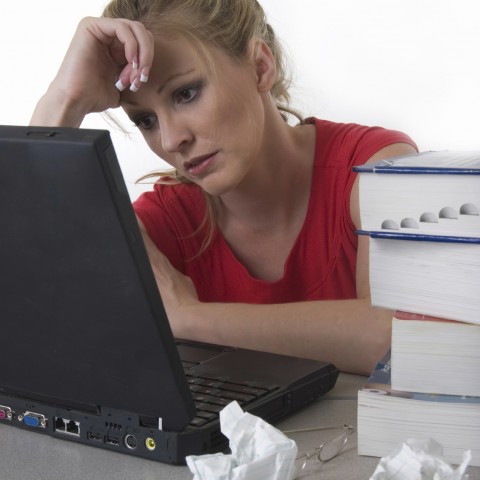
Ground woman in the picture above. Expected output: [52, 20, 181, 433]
[31, 0, 417, 374]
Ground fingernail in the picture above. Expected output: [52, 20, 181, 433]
[140, 71, 149, 83]
[132, 55, 138, 70]
[130, 81, 140, 92]
[115, 79, 127, 91]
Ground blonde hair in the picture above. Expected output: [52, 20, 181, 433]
[103, 0, 302, 254]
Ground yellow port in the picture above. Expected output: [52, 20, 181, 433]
[145, 437, 156, 451]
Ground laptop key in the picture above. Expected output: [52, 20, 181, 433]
[193, 394, 234, 407]
[195, 402, 224, 414]
[185, 376, 205, 385]
[200, 379, 224, 388]
[220, 391, 256, 403]
[218, 383, 268, 397]
[195, 411, 217, 421]
[192, 386, 223, 396]
[190, 417, 208, 427]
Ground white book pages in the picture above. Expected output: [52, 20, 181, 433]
[368, 238, 480, 324]
[358, 173, 480, 236]
[357, 389, 480, 466]
[391, 319, 480, 397]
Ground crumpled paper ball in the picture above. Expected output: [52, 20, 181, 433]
[186, 401, 298, 480]
[369, 438, 472, 480]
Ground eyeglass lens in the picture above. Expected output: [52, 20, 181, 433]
[318, 428, 349, 461]
[293, 427, 351, 478]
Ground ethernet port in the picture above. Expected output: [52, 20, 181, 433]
[67, 420, 80, 436]
[54, 417, 80, 437]
[54, 417, 66, 432]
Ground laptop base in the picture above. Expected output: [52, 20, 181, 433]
[0, 364, 337, 465]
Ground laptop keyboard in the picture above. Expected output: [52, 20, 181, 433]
[183, 366, 279, 427]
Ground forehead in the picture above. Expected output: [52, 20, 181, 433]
[150, 33, 243, 77]
[152, 35, 202, 74]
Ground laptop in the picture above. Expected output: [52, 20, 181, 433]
[0, 125, 339, 465]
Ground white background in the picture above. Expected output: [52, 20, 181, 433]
[1, 0, 479, 200]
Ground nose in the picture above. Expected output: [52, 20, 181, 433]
[159, 115, 193, 153]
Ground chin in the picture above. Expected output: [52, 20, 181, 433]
[195, 173, 240, 197]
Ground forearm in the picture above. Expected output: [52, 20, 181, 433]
[30, 17, 155, 128]
[138, 223, 391, 375]
[176, 298, 392, 375]
[30, 87, 87, 128]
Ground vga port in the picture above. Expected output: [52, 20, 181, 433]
[18, 411, 47, 428]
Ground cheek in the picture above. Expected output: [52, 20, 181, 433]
[201, 79, 253, 129]
[208, 95, 255, 142]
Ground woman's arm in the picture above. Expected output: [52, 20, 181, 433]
[30, 17, 154, 127]
[138, 142, 418, 375]
[140, 231, 389, 375]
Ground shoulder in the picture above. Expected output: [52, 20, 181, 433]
[133, 181, 206, 237]
[132, 181, 207, 272]
[134, 181, 204, 212]
[306, 117, 417, 168]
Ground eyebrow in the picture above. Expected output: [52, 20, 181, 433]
[122, 68, 196, 106]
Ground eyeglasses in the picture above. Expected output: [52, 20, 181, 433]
[283, 424, 355, 479]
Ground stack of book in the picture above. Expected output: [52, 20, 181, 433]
[353, 150, 480, 466]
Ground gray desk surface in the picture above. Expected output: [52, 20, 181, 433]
[0, 373, 478, 480]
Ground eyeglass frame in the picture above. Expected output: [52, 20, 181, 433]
[283, 423, 355, 477]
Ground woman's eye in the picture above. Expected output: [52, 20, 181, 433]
[133, 114, 157, 130]
[174, 83, 201, 104]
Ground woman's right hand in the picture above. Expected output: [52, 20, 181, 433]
[30, 16, 154, 127]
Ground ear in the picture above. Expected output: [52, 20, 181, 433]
[252, 39, 276, 93]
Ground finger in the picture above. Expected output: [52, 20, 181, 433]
[126, 23, 154, 91]
[105, 19, 154, 92]
[115, 63, 132, 91]
[85, 18, 153, 92]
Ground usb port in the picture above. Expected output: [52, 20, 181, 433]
[87, 431, 104, 442]
[106, 435, 120, 447]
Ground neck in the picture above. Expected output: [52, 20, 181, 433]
[217, 112, 316, 232]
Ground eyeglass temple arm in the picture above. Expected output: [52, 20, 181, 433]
[283, 423, 354, 435]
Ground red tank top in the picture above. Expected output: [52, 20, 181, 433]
[134, 118, 416, 303]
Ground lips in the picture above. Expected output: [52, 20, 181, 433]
[184, 152, 217, 176]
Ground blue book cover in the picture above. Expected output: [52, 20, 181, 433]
[356, 230, 480, 244]
[362, 349, 480, 405]
[353, 150, 480, 174]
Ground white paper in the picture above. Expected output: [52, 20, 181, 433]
[186, 401, 298, 480]
[369, 438, 472, 480]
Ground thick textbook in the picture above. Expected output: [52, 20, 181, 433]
[356, 230, 480, 324]
[391, 312, 480, 397]
[357, 350, 480, 466]
[353, 150, 480, 237]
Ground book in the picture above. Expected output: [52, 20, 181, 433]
[357, 349, 480, 466]
[391, 311, 480, 397]
[353, 150, 480, 237]
[356, 230, 480, 325]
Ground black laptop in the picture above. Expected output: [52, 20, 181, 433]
[0, 125, 339, 465]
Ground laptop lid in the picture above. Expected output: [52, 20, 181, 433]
[0, 125, 195, 431]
